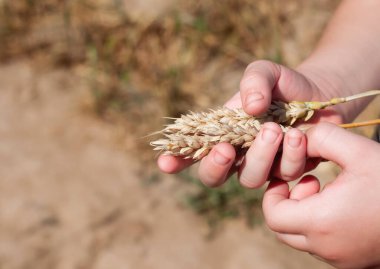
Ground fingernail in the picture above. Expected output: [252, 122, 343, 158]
[213, 150, 231, 165]
[245, 92, 264, 108]
[262, 128, 279, 144]
[288, 136, 301, 148]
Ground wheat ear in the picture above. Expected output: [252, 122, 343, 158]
[150, 90, 380, 160]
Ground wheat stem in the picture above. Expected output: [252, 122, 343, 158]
[339, 119, 380, 129]
[344, 90, 380, 102]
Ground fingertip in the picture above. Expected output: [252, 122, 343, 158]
[286, 127, 305, 142]
[157, 155, 193, 174]
[266, 179, 289, 196]
[261, 122, 284, 142]
[240, 60, 280, 115]
[263, 179, 290, 209]
[290, 175, 320, 200]
[242, 91, 270, 115]
[262, 122, 283, 133]
[285, 128, 305, 152]
[301, 174, 320, 186]
[157, 155, 178, 174]
[213, 142, 236, 162]
[198, 143, 236, 187]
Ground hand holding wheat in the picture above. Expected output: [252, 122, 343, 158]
[151, 89, 380, 188]
[153, 61, 380, 188]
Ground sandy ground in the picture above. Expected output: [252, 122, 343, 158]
[0, 61, 337, 269]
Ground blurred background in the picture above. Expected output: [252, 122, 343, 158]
[0, 0, 378, 268]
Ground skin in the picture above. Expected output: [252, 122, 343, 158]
[157, 0, 380, 267]
[159, 0, 380, 185]
[263, 122, 380, 269]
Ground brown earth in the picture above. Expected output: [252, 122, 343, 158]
[1, 1, 380, 268]
[0, 61, 337, 269]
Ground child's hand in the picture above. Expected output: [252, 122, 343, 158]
[263, 122, 380, 269]
[158, 60, 343, 187]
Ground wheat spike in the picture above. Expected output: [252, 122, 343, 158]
[150, 90, 380, 160]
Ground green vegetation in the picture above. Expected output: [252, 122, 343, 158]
[180, 171, 263, 236]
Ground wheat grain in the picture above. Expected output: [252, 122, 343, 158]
[150, 90, 380, 160]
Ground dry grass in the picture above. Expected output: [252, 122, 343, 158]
[0, 0, 342, 227]
[0, 0, 340, 154]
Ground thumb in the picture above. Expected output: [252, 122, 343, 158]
[240, 60, 280, 115]
[239, 60, 315, 115]
[306, 122, 379, 168]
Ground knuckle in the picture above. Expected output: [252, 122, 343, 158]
[239, 73, 262, 94]
[280, 170, 299, 182]
[284, 150, 304, 163]
[280, 159, 305, 181]
[200, 175, 221, 188]
[198, 163, 223, 188]
[309, 122, 338, 147]
[239, 174, 263, 189]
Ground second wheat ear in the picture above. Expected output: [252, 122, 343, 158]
[151, 90, 380, 160]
